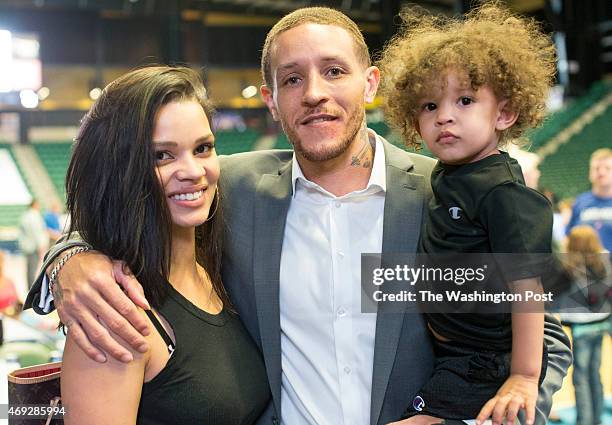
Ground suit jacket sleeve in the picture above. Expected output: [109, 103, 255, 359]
[534, 314, 572, 425]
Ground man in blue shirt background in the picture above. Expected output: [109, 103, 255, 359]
[567, 148, 612, 251]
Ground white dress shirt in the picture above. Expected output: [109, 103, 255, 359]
[279, 134, 386, 425]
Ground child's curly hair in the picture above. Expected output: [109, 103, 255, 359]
[377, 1, 557, 149]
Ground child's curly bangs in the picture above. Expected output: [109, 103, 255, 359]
[377, 2, 557, 149]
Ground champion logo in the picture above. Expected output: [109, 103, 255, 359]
[448, 206, 462, 220]
[413, 395, 425, 412]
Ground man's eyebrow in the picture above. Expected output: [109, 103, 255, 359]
[277, 62, 299, 73]
[320, 56, 346, 63]
[276, 57, 348, 73]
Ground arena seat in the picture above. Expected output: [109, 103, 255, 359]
[527, 81, 612, 150]
[0, 204, 29, 228]
[0, 144, 32, 228]
[367, 121, 390, 138]
[539, 102, 612, 199]
[214, 129, 259, 155]
[32, 142, 72, 199]
[275, 132, 292, 150]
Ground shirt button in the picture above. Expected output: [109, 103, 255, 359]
[337, 308, 346, 317]
[337, 251, 345, 258]
[344, 366, 351, 374]
[334, 201, 341, 208]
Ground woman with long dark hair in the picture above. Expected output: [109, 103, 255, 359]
[60, 66, 269, 424]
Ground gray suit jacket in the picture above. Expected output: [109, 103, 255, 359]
[25, 137, 571, 425]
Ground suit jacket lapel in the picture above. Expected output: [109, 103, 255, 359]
[253, 161, 293, 418]
[371, 141, 426, 425]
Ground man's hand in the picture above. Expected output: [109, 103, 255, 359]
[53, 251, 151, 363]
[476, 374, 539, 425]
[388, 415, 443, 425]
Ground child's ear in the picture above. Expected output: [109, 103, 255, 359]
[496, 100, 518, 131]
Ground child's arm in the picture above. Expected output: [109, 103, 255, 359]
[476, 277, 544, 425]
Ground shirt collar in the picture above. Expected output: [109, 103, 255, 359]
[291, 129, 387, 197]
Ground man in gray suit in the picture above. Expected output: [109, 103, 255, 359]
[26, 7, 570, 425]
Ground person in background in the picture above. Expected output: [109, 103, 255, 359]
[540, 190, 564, 249]
[567, 148, 612, 252]
[557, 198, 574, 236]
[43, 202, 63, 244]
[0, 250, 19, 345]
[0, 250, 6, 345]
[509, 146, 542, 191]
[567, 148, 612, 358]
[559, 225, 610, 425]
[17, 199, 48, 289]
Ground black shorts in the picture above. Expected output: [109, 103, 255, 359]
[403, 339, 548, 420]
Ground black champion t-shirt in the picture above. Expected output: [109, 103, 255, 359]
[419, 152, 553, 350]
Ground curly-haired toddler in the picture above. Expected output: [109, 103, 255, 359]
[378, 2, 557, 424]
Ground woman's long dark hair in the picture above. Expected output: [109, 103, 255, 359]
[66, 66, 229, 310]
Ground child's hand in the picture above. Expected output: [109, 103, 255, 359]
[476, 374, 539, 425]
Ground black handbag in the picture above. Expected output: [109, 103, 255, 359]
[7, 361, 63, 424]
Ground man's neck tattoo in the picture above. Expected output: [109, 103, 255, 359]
[350, 132, 373, 169]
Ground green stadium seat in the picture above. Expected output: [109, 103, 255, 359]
[367, 121, 390, 137]
[215, 129, 259, 155]
[32, 142, 73, 199]
[539, 103, 612, 199]
[527, 80, 612, 150]
[275, 132, 292, 150]
[0, 204, 29, 228]
[0, 144, 33, 228]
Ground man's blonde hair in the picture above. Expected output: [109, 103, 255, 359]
[261, 7, 370, 90]
[591, 148, 612, 163]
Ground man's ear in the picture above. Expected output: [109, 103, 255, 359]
[496, 100, 519, 131]
[261, 85, 280, 121]
[364, 66, 380, 104]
